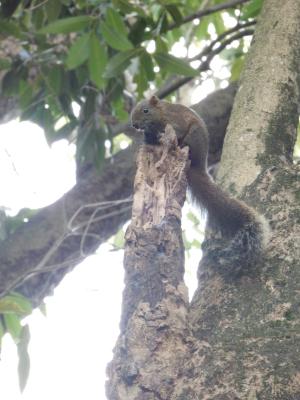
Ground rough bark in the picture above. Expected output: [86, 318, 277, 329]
[107, 126, 192, 399]
[188, 1, 300, 398]
[0, 84, 236, 305]
[108, 1, 300, 399]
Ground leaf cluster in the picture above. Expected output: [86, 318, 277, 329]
[0, 0, 262, 166]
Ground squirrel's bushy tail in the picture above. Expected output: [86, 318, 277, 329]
[217, 216, 268, 269]
[187, 168, 268, 271]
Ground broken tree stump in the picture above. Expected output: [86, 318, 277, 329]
[107, 124, 193, 400]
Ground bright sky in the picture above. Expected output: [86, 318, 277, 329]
[0, 121, 123, 399]
[0, 120, 201, 399]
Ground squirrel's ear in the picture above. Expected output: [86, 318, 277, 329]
[149, 95, 159, 106]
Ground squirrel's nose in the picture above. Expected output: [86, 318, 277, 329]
[132, 123, 139, 129]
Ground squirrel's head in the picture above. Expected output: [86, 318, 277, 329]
[131, 95, 165, 144]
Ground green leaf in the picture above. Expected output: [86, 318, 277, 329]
[182, 231, 192, 251]
[154, 53, 198, 77]
[106, 76, 125, 101]
[134, 68, 148, 98]
[187, 211, 200, 226]
[100, 21, 133, 51]
[211, 13, 225, 36]
[19, 79, 33, 109]
[241, 0, 263, 20]
[135, 53, 155, 97]
[66, 33, 90, 70]
[191, 239, 201, 248]
[77, 126, 106, 168]
[0, 293, 32, 315]
[112, 0, 146, 17]
[112, 228, 125, 249]
[3, 313, 22, 341]
[44, 65, 64, 95]
[153, 11, 168, 36]
[104, 48, 143, 78]
[88, 33, 107, 88]
[112, 97, 128, 121]
[44, 0, 62, 22]
[17, 325, 31, 392]
[195, 17, 210, 40]
[106, 8, 128, 38]
[32, 7, 45, 30]
[165, 5, 183, 25]
[0, 19, 22, 37]
[38, 16, 92, 34]
[155, 37, 168, 53]
[140, 52, 155, 81]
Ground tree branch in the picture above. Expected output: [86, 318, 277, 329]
[0, 84, 237, 306]
[156, 28, 253, 99]
[168, 0, 251, 30]
[188, 20, 256, 61]
[0, 146, 136, 303]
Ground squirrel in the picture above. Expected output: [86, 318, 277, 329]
[131, 95, 269, 273]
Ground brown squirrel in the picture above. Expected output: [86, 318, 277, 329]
[131, 95, 269, 272]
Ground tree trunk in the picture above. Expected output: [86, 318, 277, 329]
[107, 1, 300, 399]
[107, 125, 191, 399]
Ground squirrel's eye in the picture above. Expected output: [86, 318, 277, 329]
[143, 108, 149, 114]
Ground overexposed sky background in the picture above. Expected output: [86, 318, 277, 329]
[0, 122, 124, 400]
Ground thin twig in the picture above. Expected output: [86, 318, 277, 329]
[204, 28, 254, 64]
[5, 199, 133, 292]
[27, 0, 49, 11]
[188, 20, 256, 61]
[68, 197, 133, 231]
[168, 0, 251, 30]
[26, 254, 86, 277]
[156, 28, 253, 99]
[77, 205, 132, 241]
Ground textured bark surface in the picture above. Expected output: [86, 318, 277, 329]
[107, 126, 191, 399]
[108, 1, 300, 399]
[0, 84, 236, 305]
[218, 2, 300, 193]
[187, 1, 300, 399]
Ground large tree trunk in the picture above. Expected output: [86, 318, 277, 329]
[189, 0, 300, 397]
[107, 1, 300, 399]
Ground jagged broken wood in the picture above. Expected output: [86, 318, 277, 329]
[107, 125, 193, 399]
[130, 124, 189, 229]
